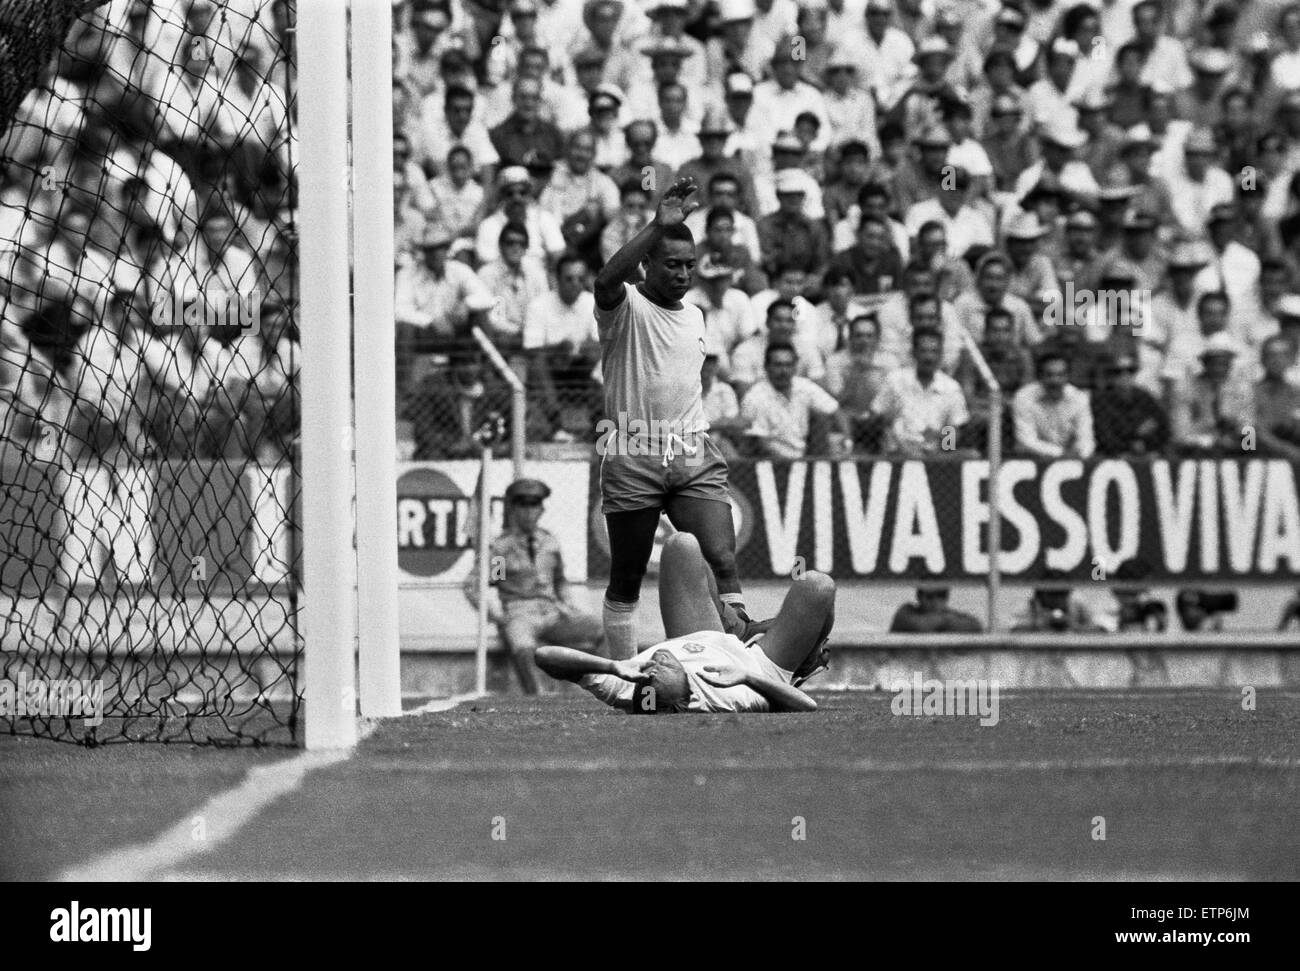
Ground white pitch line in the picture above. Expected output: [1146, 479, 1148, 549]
[349, 754, 1299, 774]
[57, 724, 376, 883]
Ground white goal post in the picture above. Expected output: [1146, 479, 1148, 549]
[298, 0, 403, 748]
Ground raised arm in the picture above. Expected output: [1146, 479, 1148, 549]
[593, 177, 699, 310]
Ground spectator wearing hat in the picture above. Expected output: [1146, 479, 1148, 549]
[719, 71, 765, 168]
[955, 251, 1040, 348]
[1091, 352, 1170, 457]
[706, 0, 768, 84]
[852, 0, 919, 109]
[1168, 127, 1235, 236]
[1101, 208, 1166, 297]
[1175, 47, 1235, 130]
[981, 91, 1036, 195]
[1025, 37, 1087, 131]
[402, 346, 512, 460]
[931, 3, 983, 93]
[477, 222, 551, 358]
[1074, 89, 1124, 177]
[475, 166, 566, 265]
[1058, 209, 1103, 295]
[1130, 0, 1193, 91]
[751, 43, 830, 150]
[754, 129, 826, 220]
[890, 586, 983, 633]
[888, 36, 963, 138]
[756, 168, 831, 281]
[1011, 346, 1096, 459]
[822, 55, 880, 156]
[1001, 211, 1060, 314]
[1196, 203, 1262, 341]
[676, 107, 760, 218]
[685, 253, 759, 374]
[416, 83, 499, 182]
[1253, 334, 1300, 460]
[1115, 124, 1178, 229]
[870, 327, 969, 457]
[1013, 121, 1099, 208]
[904, 165, 996, 262]
[739, 341, 853, 459]
[463, 477, 605, 695]
[893, 123, 955, 215]
[585, 83, 627, 171]
[625, 0, 707, 95]
[554, 46, 614, 131]
[608, 120, 674, 210]
[394, 224, 494, 379]
[429, 145, 485, 242]
[489, 76, 565, 169]
[1145, 239, 1211, 385]
[822, 313, 894, 451]
[623, 37, 701, 128]
[1169, 331, 1255, 455]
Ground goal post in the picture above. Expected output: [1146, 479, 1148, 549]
[298, 0, 358, 750]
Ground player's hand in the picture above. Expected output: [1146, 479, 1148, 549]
[612, 658, 652, 685]
[654, 177, 699, 227]
[699, 662, 749, 688]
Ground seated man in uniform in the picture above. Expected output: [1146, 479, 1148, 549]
[464, 477, 605, 693]
[536, 533, 834, 713]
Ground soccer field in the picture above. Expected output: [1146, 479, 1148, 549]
[3, 688, 1298, 881]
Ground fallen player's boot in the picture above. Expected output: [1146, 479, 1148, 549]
[792, 646, 831, 688]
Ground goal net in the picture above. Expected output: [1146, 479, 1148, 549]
[1, 0, 301, 745]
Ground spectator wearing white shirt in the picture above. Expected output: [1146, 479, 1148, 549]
[1131, 0, 1193, 93]
[740, 341, 852, 459]
[854, 0, 917, 109]
[1167, 128, 1236, 236]
[751, 45, 831, 150]
[477, 221, 551, 357]
[525, 253, 600, 439]
[821, 54, 880, 156]
[701, 352, 745, 458]
[476, 166, 567, 266]
[1012, 349, 1096, 460]
[539, 129, 620, 226]
[685, 254, 758, 374]
[685, 172, 763, 262]
[871, 328, 970, 456]
[429, 146, 485, 241]
[649, 81, 702, 170]
[418, 83, 499, 181]
[730, 298, 826, 398]
[904, 166, 996, 262]
[1195, 203, 1263, 347]
[706, 0, 771, 85]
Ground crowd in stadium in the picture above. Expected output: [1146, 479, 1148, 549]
[1, 0, 297, 466]
[392, 0, 1300, 464]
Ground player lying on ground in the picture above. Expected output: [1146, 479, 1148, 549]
[536, 533, 834, 713]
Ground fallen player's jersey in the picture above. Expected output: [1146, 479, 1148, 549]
[579, 629, 772, 713]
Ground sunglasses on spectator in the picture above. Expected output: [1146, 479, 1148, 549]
[501, 237, 528, 248]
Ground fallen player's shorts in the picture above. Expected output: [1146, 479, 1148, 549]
[598, 430, 732, 515]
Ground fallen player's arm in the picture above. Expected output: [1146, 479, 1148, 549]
[535, 646, 650, 685]
[700, 663, 818, 712]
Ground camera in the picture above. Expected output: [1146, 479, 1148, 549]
[1175, 589, 1239, 631]
[1118, 597, 1168, 633]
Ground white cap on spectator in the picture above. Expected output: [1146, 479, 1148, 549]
[1189, 47, 1232, 75]
[498, 165, 532, 187]
[774, 168, 812, 195]
[718, 0, 756, 21]
[1049, 37, 1080, 58]
[1275, 294, 1300, 319]
[1200, 332, 1241, 359]
[465, 291, 497, 312]
[1039, 121, 1086, 149]
[725, 72, 755, 95]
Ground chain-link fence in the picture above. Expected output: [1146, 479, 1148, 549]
[1, 0, 299, 744]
